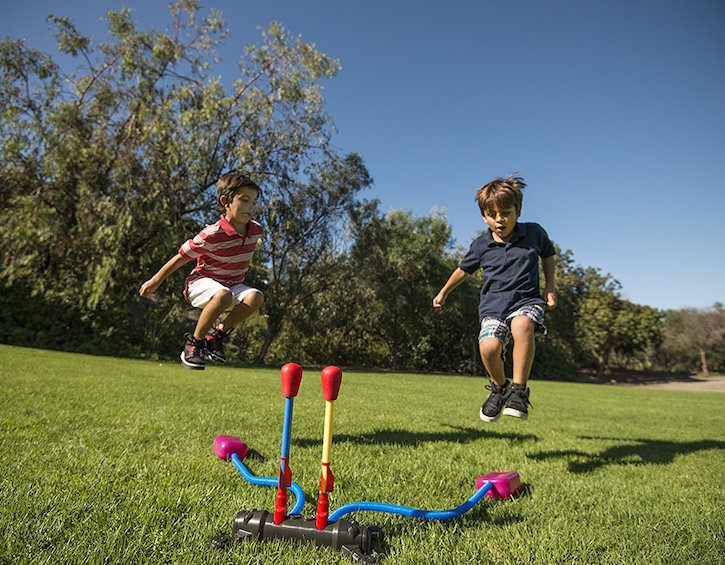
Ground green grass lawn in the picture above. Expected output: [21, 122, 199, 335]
[2, 344, 724, 564]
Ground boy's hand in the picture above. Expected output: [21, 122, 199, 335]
[432, 292, 446, 309]
[545, 288, 557, 310]
[139, 278, 160, 297]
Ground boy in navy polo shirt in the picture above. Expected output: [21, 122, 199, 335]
[433, 175, 556, 421]
[140, 173, 264, 370]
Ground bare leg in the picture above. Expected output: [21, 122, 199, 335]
[479, 338, 506, 386]
[193, 289, 233, 340]
[510, 316, 535, 386]
[218, 290, 264, 334]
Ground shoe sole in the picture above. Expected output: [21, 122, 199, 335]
[180, 351, 205, 370]
[479, 407, 502, 422]
[503, 407, 528, 420]
[204, 352, 226, 363]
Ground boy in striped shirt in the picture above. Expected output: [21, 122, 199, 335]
[140, 173, 264, 370]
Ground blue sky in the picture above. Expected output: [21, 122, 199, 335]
[3, 0, 724, 311]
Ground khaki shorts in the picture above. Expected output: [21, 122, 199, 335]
[186, 277, 261, 310]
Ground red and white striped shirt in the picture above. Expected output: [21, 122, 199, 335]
[179, 215, 263, 288]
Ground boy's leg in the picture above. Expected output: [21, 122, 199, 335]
[217, 290, 264, 333]
[183, 278, 234, 369]
[504, 314, 536, 419]
[479, 338, 506, 386]
[205, 289, 264, 363]
[180, 289, 233, 369]
[194, 289, 234, 339]
[478, 319, 512, 422]
[509, 315, 536, 386]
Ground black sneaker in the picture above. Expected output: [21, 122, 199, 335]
[503, 384, 532, 420]
[205, 329, 230, 363]
[180, 333, 206, 370]
[479, 380, 511, 422]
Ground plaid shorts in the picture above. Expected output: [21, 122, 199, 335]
[478, 304, 547, 344]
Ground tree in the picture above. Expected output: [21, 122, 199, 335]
[569, 263, 665, 376]
[255, 153, 371, 363]
[660, 305, 725, 377]
[572, 268, 622, 376]
[532, 247, 582, 377]
[606, 302, 663, 370]
[267, 203, 482, 373]
[0, 2, 370, 359]
[342, 205, 479, 372]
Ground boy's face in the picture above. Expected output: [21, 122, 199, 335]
[484, 205, 519, 242]
[222, 187, 259, 228]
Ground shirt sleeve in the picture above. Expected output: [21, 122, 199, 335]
[539, 225, 555, 258]
[179, 230, 208, 259]
[459, 237, 484, 274]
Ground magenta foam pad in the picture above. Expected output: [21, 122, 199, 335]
[213, 435, 248, 461]
[476, 471, 522, 499]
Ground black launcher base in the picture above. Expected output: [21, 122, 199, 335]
[211, 509, 382, 564]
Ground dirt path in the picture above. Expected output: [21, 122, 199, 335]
[625, 375, 725, 392]
[560, 372, 725, 392]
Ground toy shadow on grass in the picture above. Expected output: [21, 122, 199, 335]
[526, 436, 725, 474]
[244, 448, 267, 462]
[293, 425, 538, 449]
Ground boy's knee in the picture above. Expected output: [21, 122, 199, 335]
[245, 290, 264, 308]
[479, 338, 503, 361]
[212, 289, 234, 308]
[510, 316, 535, 338]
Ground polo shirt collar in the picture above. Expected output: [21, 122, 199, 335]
[219, 214, 242, 237]
[486, 222, 526, 247]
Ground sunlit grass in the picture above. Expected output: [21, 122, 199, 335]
[2, 344, 724, 564]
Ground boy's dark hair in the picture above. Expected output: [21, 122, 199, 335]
[216, 172, 261, 211]
[475, 174, 526, 216]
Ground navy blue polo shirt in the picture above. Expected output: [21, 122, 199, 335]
[460, 222, 555, 321]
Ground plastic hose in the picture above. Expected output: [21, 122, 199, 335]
[280, 397, 293, 461]
[230, 452, 306, 516]
[327, 480, 492, 523]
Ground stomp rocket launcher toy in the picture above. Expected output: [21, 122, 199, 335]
[316, 365, 341, 530]
[211, 363, 522, 563]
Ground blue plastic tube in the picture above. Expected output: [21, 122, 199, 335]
[278, 396, 293, 485]
[281, 397, 293, 460]
[230, 452, 306, 516]
[327, 480, 492, 523]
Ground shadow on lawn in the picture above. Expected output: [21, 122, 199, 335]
[527, 436, 725, 473]
[294, 425, 538, 449]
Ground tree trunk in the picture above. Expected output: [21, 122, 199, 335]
[596, 351, 608, 379]
[256, 330, 274, 365]
[699, 347, 710, 378]
[256, 307, 284, 365]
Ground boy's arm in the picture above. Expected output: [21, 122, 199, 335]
[433, 267, 469, 309]
[139, 253, 192, 297]
[542, 255, 556, 309]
